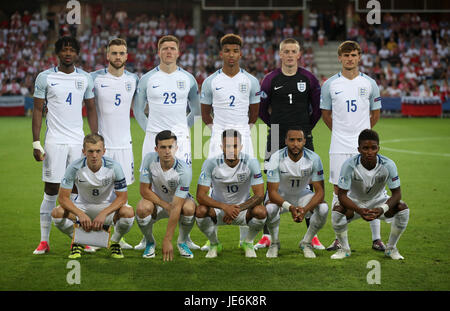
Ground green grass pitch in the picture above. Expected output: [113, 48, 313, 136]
[0, 116, 449, 291]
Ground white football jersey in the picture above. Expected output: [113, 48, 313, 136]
[60, 156, 127, 205]
[90, 69, 138, 149]
[198, 153, 263, 205]
[320, 72, 381, 153]
[34, 66, 95, 144]
[338, 154, 400, 202]
[200, 68, 260, 128]
[140, 152, 192, 203]
[266, 147, 324, 203]
[135, 66, 199, 134]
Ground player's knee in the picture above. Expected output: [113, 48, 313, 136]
[51, 206, 65, 218]
[182, 200, 196, 217]
[136, 200, 153, 218]
[44, 183, 59, 196]
[332, 203, 345, 214]
[397, 201, 408, 211]
[195, 205, 208, 218]
[119, 205, 135, 218]
[251, 205, 267, 220]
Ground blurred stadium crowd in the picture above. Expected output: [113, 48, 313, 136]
[0, 8, 448, 102]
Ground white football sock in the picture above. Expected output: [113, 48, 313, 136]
[245, 217, 266, 243]
[387, 209, 410, 249]
[196, 216, 219, 244]
[136, 214, 155, 243]
[239, 225, 249, 242]
[40, 193, 57, 242]
[370, 218, 381, 241]
[332, 210, 350, 250]
[178, 215, 194, 244]
[302, 203, 328, 244]
[111, 217, 134, 243]
[53, 217, 74, 238]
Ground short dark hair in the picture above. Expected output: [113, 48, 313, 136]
[222, 129, 241, 142]
[285, 126, 304, 138]
[358, 129, 379, 146]
[55, 36, 80, 54]
[220, 34, 242, 49]
[155, 130, 177, 146]
[158, 35, 179, 51]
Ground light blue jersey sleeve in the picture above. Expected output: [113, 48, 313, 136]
[248, 158, 264, 185]
[382, 156, 401, 189]
[367, 76, 382, 110]
[307, 149, 325, 182]
[174, 160, 192, 199]
[139, 152, 159, 184]
[79, 69, 95, 100]
[266, 150, 281, 183]
[246, 72, 261, 104]
[104, 157, 127, 192]
[133, 72, 151, 131]
[33, 70, 49, 99]
[197, 158, 215, 187]
[60, 158, 84, 189]
[319, 76, 334, 110]
[200, 74, 214, 106]
[337, 157, 357, 190]
[184, 70, 200, 127]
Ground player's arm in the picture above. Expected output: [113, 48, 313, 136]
[196, 184, 240, 219]
[258, 75, 272, 125]
[321, 109, 332, 131]
[297, 180, 325, 222]
[133, 78, 149, 132]
[187, 76, 201, 128]
[162, 195, 185, 261]
[248, 103, 260, 128]
[309, 75, 322, 129]
[239, 183, 264, 212]
[32, 97, 46, 161]
[337, 187, 374, 221]
[201, 104, 213, 129]
[267, 181, 300, 222]
[84, 97, 98, 134]
[58, 187, 92, 231]
[370, 109, 380, 128]
[139, 182, 172, 211]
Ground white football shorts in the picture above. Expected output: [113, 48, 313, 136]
[42, 143, 83, 183]
[329, 153, 358, 185]
[105, 147, 135, 186]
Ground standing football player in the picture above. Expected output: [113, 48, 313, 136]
[32, 36, 97, 255]
[320, 40, 385, 252]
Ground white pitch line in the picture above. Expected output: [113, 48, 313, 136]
[380, 137, 450, 157]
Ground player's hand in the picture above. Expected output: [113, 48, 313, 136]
[359, 208, 377, 221]
[224, 204, 240, 220]
[92, 212, 107, 231]
[33, 148, 45, 161]
[369, 207, 384, 219]
[162, 238, 174, 261]
[78, 213, 92, 232]
[295, 207, 307, 223]
[289, 205, 301, 223]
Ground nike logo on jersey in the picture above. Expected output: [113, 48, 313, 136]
[50, 83, 58, 86]
[101, 84, 108, 88]
[152, 85, 160, 88]
[78, 179, 86, 182]
[274, 86, 283, 90]
[280, 171, 288, 174]
[335, 91, 343, 94]
[215, 87, 223, 90]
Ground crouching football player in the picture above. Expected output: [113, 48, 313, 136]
[51, 134, 135, 259]
[264, 127, 328, 258]
[330, 129, 410, 260]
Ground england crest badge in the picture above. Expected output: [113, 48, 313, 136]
[297, 82, 306, 92]
[176, 80, 186, 90]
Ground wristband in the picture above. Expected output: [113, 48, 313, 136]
[282, 201, 291, 210]
[379, 203, 389, 214]
[32, 141, 45, 154]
